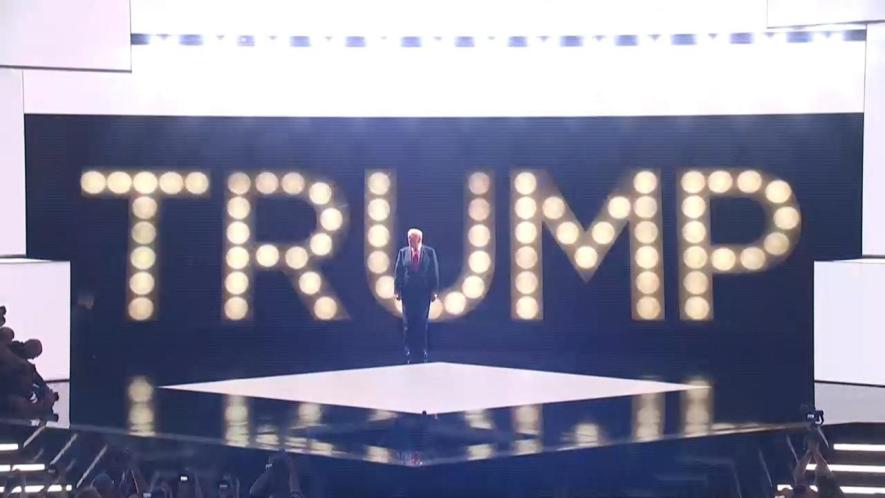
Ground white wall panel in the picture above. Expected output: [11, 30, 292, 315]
[0, 259, 70, 381]
[865, 23, 885, 255]
[132, 0, 768, 37]
[0, 0, 130, 71]
[0, 69, 25, 256]
[22, 40, 865, 117]
[815, 260, 885, 386]
[769, 0, 885, 27]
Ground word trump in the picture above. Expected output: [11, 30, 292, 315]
[80, 168, 800, 322]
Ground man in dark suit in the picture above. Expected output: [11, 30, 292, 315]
[394, 228, 439, 364]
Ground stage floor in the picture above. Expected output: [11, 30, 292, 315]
[165, 362, 701, 415]
[0, 361, 800, 466]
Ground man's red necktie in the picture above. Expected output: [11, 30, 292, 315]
[411, 249, 419, 268]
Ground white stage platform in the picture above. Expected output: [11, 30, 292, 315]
[166, 362, 700, 415]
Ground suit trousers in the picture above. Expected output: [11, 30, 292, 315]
[402, 293, 431, 363]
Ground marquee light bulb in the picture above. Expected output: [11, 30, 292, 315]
[314, 297, 338, 320]
[81, 171, 107, 194]
[255, 172, 279, 194]
[159, 172, 184, 194]
[309, 182, 333, 205]
[133, 172, 158, 194]
[737, 170, 762, 193]
[228, 172, 251, 195]
[681, 171, 706, 194]
[469, 198, 491, 221]
[514, 172, 537, 195]
[468, 172, 491, 195]
[633, 171, 657, 194]
[542, 196, 566, 220]
[282, 172, 306, 194]
[575, 246, 598, 269]
[185, 172, 209, 194]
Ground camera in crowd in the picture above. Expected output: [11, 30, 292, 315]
[802, 405, 825, 428]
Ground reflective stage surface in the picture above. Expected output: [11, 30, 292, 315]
[8, 362, 806, 467]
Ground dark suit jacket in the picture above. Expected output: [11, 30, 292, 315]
[394, 245, 439, 300]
